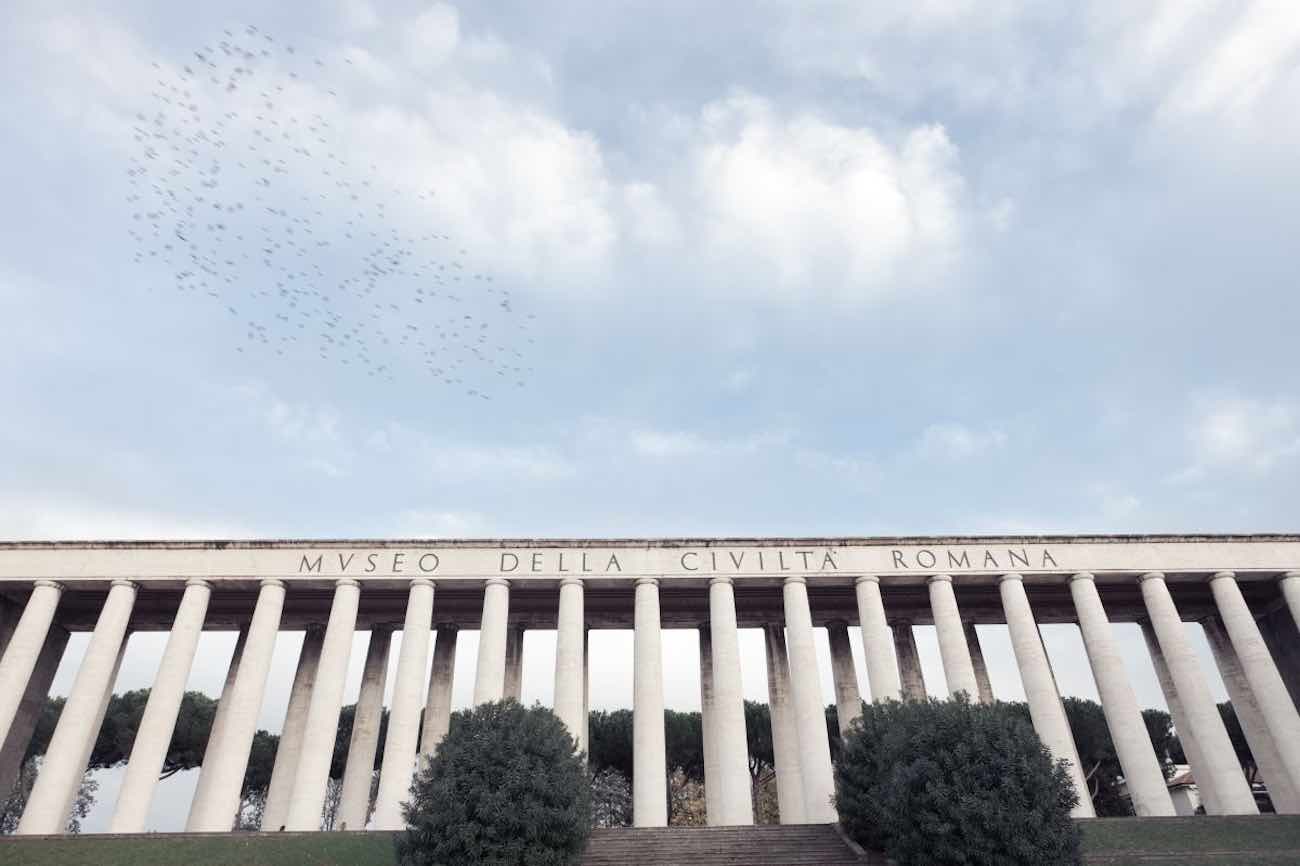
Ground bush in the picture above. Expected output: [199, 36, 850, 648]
[395, 701, 591, 866]
[834, 696, 1081, 866]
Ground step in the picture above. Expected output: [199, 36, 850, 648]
[580, 824, 878, 865]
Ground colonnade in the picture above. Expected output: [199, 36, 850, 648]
[1, 568, 1300, 833]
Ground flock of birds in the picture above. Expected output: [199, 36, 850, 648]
[126, 26, 534, 397]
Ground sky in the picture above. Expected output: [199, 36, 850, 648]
[3, 0, 1300, 832]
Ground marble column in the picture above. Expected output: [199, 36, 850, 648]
[1000, 573, 1094, 818]
[553, 578, 586, 751]
[1139, 572, 1257, 814]
[708, 577, 753, 826]
[420, 626, 458, 766]
[262, 625, 326, 831]
[632, 578, 667, 827]
[783, 577, 836, 823]
[929, 575, 979, 698]
[1141, 619, 1219, 814]
[187, 626, 248, 826]
[764, 623, 805, 824]
[827, 621, 862, 735]
[503, 624, 525, 702]
[0, 623, 68, 802]
[1209, 572, 1300, 799]
[1282, 572, 1300, 632]
[1203, 615, 1300, 813]
[285, 579, 360, 831]
[0, 580, 63, 752]
[854, 576, 900, 702]
[110, 579, 212, 832]
[373, 579, 435, 831]
[19, 580, 136, 835]
[473, 579, 510, 705]
[583, 628, 591, 761]
[1069, 573, 1175, 817]
[893, 622, 927, 699]
[698, 626, 721, 823]
[964, 623, 995, 704]
[338, 625, 393, 831]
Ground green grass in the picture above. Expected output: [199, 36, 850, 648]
[2, 816, 1298, 866]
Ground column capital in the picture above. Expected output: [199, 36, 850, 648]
[407, 577, 435, 589]
[110, 579, 139, 590]
[928, 573, 953, 585]
[1069, 572, 1095, 584]
[1137, 571, 1165, 584]
[635, 577, 659, 588]
[855, 575, 880, 586]
[484, 577, 511, 589]
[260, 578, 287, 589]
[184, 577, 212, 589]
[1281, 571, 1300, 582]
[1209, 571, 1236, 583]
[998, 572, 1024, 584]
[335, 578, 361, 589]
[783, 575, 807, 587]
[32, 579, 63, 591]
[708, 576, 733, 587]
[559, 576, 584, 588]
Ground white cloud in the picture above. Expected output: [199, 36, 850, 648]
[0, 497, 250, 540]
[402, 3, 461, 67]
[1171, 393, 1300, 482]
[915, 422, 1008, 461]
[687, 94, 965, 303]
[388, 508, 489, 536]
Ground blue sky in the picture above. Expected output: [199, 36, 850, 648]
[3, 0, 1299, 831]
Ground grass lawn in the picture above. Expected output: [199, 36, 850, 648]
[2, 816, 1298, 865]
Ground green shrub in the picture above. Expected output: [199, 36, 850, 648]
[395, 701, 591, 866]
[834, 696, 1081, 866]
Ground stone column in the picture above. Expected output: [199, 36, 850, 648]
[783, 576, 836, 823]
[187, 626, 248, 825]
[262, 625, 326, 831]
[420, 626, 458, 766]
[553, 579, 586, 750]
[18, 580, 136, 835]
[1000, 573, 1094, 818]
[632, 578, 667, 827]
[583, 628, 591, 759]
[964, 623, 995, 704]
[826, 621, 862, 735]
[698, 626, 721, 823]
[0, 623, 68, 802]
[338, 625, 393, 830]
[1282, 572, 1300, 632]
[1070, 574, 1175, 817]
[473, 579, 510, 705]
[503, 624, 525, 702]
[854, 577, 900, 702]
[373, 579, 435, 831]
[1203, 616, 1300, 813]
[110, 579, 212, 832]
[1209, 571, 1300, 799]
[893, 622, 926, 699]
[1141, 619, 1219, 813]
[764, 623, 805, 824]
[708, 577, 754, 826]
[285, 578, 361, 830]
[0, 580, 63, 751]
[929, 575, 979, 698]
[1139, 572, 1257, 814]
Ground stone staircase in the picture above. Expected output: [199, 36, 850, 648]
[580, 823, 879, 865]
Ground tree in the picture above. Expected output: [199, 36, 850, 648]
[1141, 708, 1178, 776]
[1061, 697, 1128, 817]
[589, 768, 632, 828]
[835, 696, 1081, 866]
[396, 701, 591, 866]
[0, 757, 97, 835]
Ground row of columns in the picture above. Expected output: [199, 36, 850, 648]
[2, 570, 1300, 832]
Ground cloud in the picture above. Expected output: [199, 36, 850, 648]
[0, 497, 250, 540]
[914, 422, 1008, 461]
[1171, 393, 1300, 482]
[686, 94, 966, 303]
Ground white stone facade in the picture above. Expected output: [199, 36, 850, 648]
[0, 534, 1298, 832]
